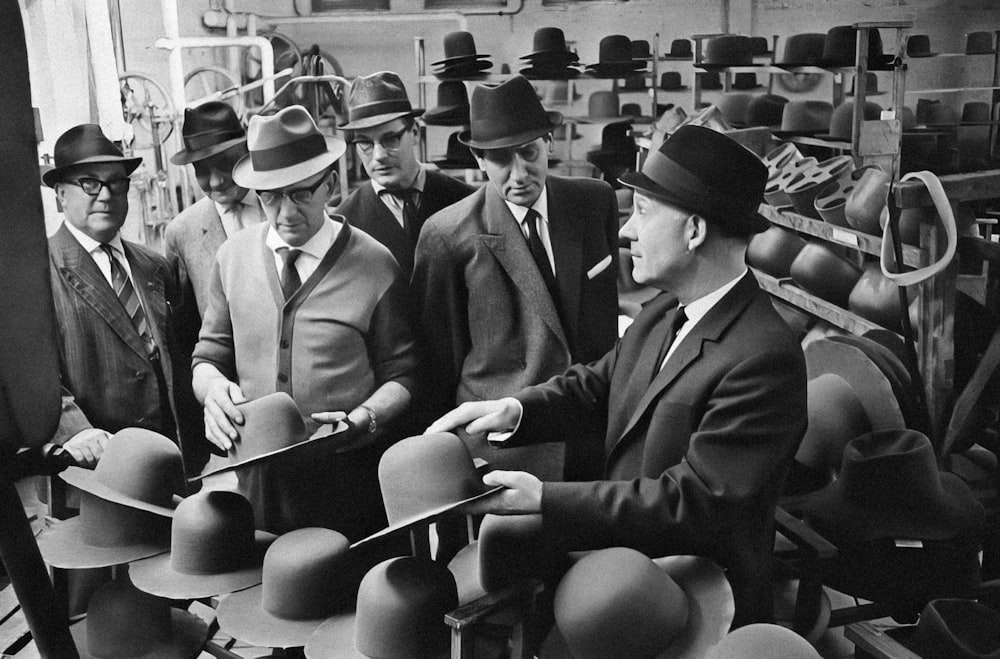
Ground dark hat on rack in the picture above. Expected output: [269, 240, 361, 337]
[587, 90, 623, 120]
[731, 72, 762, 90]
[746, 93, 789, 128]
[422, 80, 471, 126]
[821, 25, 893, 69]
[747, 224, 807, 279]
[750, 36, 771, 56]
[715, 92, 755, 127]
[698, 71, 724, 91]
[790, 241, 863, 307]
[587, 120, 637, 166]
[846, 71, 886, 97]
[777, 100, 834, 136]
[519, 27, 581, 79]
[622, 73, 648, 91]
[824, 100, 883, 141]
[431, 131, 479, 169]
[777, 32, 826, 68]
[43, 123, 142, 187]
[700, 35, 754, 68]
[916, 98, 960, 126]
[658, 71, 687, 91]
[663, 38, 693, 59]
[906, 34, 939, 58]
[171, 101, 247, 165]
[431, 31, 493, 80]
[585, 34, 645, 78]
[965, 31, 995, 55]
[630, 39, 652, 60]
[458, 75, 563, 150]
[961, 101, 992, 124]
[338, 71, 424, 130]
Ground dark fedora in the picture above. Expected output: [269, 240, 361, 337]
[846, 71, 885, 96]
[777, 33, 826, 68]
[619, 125, 770, 236]
[431, 131, 479, 170]
[746, 94, 789, 128]
[431, 31, 491, 66]
[170, 102, 247, 165]
[731, 71, 762, 90]
[749, 36, 771, 56]
[698, 71, 724, 91]
[458, 75, 562, 150]
[700, 35, 754, 69]
[622, 73, 648, 91]
[42, 123, 141, 187]
[821, 25, 893, 69]
[520, 27, 579, 64]
[966, 30, 995, 55]
[907, 34, 939, 58]
[422, 81, 470, 126]
[587, 121, 637, 173]
[586, 34, 645, 78]
[662, 38, 693, 60]
[338, 71, 423, 130]
[887, 599, 1000, 658]
[631, 39, 652, 60]
[658, 71, 687, 91]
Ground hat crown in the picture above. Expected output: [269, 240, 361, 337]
[442, 30, 480, 58]
[261, 528, 350, 620]
[831, 100, 882, 140]
[669, 39, 692, 56]
[180, 102, 245, 152]
[704, 35, 753, 66]
[44, 123, 142, 186]
[463, 75, 562, 148]
[966, 30, 995, 54]
[478, 514, 545, 592]
[92, 429, 185, 510]
[597, 34, 633, 62]
[780, 33, 826, 65]
[839, 429, 944, 501]
[79, 492, 172, 548]
[823, 25, 884, 65]
[247, 106, 321, 152]
[781, 100, 834, 133]
[588, 90, 620, 118]
[746, 94, 789, 128]
[170, 490, 256, 575]
[531, 27, 569, 53]
[88, 579, 174, 655]
[907, 34, 933, 55]
[344, 71, 415, 125]
[229, 392, 307, 462]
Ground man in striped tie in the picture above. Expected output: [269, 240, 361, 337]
[45, 124, 203, 476]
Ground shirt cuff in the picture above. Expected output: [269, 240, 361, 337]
[486, 398, 524, 446]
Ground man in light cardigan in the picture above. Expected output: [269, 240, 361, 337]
[192, 105, 417, 538]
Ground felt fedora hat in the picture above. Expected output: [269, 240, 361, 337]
[130, 490, 277, 600]
[422, 80, 470, 126]
[821, 25, 892, 69]
[338, 71, 424, 130]
[907, 34, 939, 58]
[887, 599, 1000, 658]
[631, 39, 652, 60]
[966, 30, 995, 55]
[701, 35, 754, 69]
[431, 131, 479, 169]
[705, 623, 821, 658]
[747, 225, 807, 279]
[789, 242, 863, 307]
[663, 38, 693, 59]
[917, 98, 960, 126]
[800, 429, 984, 544]
[431, 31, 491, 66]
[170, 102, 247, 165]
[658, 71, 687, 91]
[746, 94, 789, 128]
[42, 123, 142, 187]
[304, 555, 458, 658]
[846, 71, 885, 96]
[352, 432, 502, 549]
[777, 33, 826, 67]
[585, 34, 644, 77]
[520, 27, 580, 64]
[458, 75, 562, 150]
[778, 100, 833, 136]
[216, 527, 355, 648]
[715, 93, 755, 127]
[232, 105, 346, 191]
[824, 100, 883, 141]
[620, 124, 770, 236]
[69, 576, 209, 659]
[545, 548, 734, 659]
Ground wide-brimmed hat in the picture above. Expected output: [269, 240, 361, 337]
[663, 39, 693, 60]
[800, 429, 984, 544]
[907, 34, 939, 58]
[216, 527, 355, 648]
[42, 123, 142, 187]
[129, 490, 277, 600]
[353, 433, 502, 549]
[232, 105, 346, 190]
[304, 555, 458, 658]
[338, 71, 424, 130]
[520, 27, 580, 65]
[619, 124, 770, 236]
[191, 392, 350, 481]
[821, 25, 893, 69]
[431, 131, 479, 169]
[706, 623, 821, 658]
[887, 599, 1000, 658]
[746, 94, 789, 128]
[431, 31, 491, 66]
[585, 35, 645, 77]
[777, 100, 833, 136]
[699, 35, 754, 69]
[777, 33, 826, 68]
[422, 81, 471, 126]
[69, 576, 209, 659]
[458, 75, 562, 150]
[170, 102, 247, 165]
[545, 548, 734, 659]
[966, 31, 995, 55]
[545, 80, 583, 104]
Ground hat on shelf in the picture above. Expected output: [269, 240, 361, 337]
[813, 164, 881, 228]
[458, 75, 563, 150]
[906, 34, 939, 58]
[588, 121, 638, 175]
[338, 71, 424, 131]
[519, 29, 582, 79]
[171, 101, 247, 165]
[715, 92, 755, 127]
[846, 71, 886, 96]
[422, 81, 471, 126]
[749, 36, 772, 56]
[630, 39, 652, 60]
[699, 35, 754, 69]
[622, 73, 648, 91]
[746, 94, 789, 128]
[821, 25, 893, 69]
[822, 100, 884, 141]
[965, 30, 995, 55]
[777, 32, 826, 68]
[886, 599, 1000, 658]
[916, 98, 961, 126]
[706, 623, 822, 659]
[42, 123, 142, 187]
[431, 131, 479, 169]
[789, 241, 863, 307]
[776, 100, 834, 136]
[585, 34, 646, 78]
[620, 103, 654, 123]
[586, 90, 624, 120]
[961, 101, 992, 124]
[698, 70, 724, 91]
[662, 38, 693, 60]
[431, 31, 493, 80]
[731, 71, 762, 90]
[545, 79, 583, 104]
[658, 71, 687, 91]
[747, 225, 807, 280]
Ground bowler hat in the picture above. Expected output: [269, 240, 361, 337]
[700, 35, 754, 68]
[422, 81, 471, 126]
[620, 125, 770, 236]
[916, 98, 960, 126]
[232, 105, 346, 190]
[170, 102, 247, 165]
[846, 71, 886, 96]
[887, 599, 1000, 658]
[907, 34, 939, 58]
[790, 241, 863, 307]
[746, 94, 789, 128]
[706, 623, 822, 658]
[821, 25, 893, 69]
[130, 490, 277, 600]
[658, 71, 687, 91]
[339, 71, 424, 130]
[777, 33, 826, 68]
[42, 123, 142, 187]
[216, 527, 355, 648]
[631, 39, 652, 60]
[521, 27, 579, 64]
[431, 31, 491, 66]
[749, 36, 771, 56]
[304, 556, 458, 658]
[547, 549, 734, 659]
[663, 38, 693, 60]
[585, 35, 645, 77]
[586, 90, 624, 121]
[966, 30, 995, 55]
[731, 72, 762, 90]
[458, 75, 562, 150]
[698, 71, 724, 91]
[69, 576, 209, 659]
[431, 131, 478, 169]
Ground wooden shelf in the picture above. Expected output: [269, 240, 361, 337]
[894, 169, 1000, 208]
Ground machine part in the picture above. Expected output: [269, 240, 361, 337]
[119, 71, 176, 148]
[185, 65, 241, 114]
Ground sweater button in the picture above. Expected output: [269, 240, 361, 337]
[277, 373, 288, 383]
[280, 340, 289, 349]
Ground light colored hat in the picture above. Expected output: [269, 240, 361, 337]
[232, 105, 346, 190]
[705, 623, 821, 658]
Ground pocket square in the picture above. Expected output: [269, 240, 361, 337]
[587, 255, 613, 280]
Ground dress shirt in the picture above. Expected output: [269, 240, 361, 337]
[215, 190, 265, 238]
[660, 269, 749, 368]
[505, 188, 555, 274]
[371, 166, 427, 230]
[62, 221, 137, 290]
[264, 214, 340, 285]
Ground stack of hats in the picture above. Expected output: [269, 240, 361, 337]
[586, 34, 647, 78]
[431, 31, 492, 80]
[432, 132, 479, 169]
[423, 81, 470, 126]
[587, 120, 638, 182]
[519, 27, 581, 79]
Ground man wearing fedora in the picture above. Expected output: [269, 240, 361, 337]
[192, 105, 418, 537]
[336, 71, 472, 279]
[413, 74, 620, 484]
[45, 123, 203, 474]
[430, 125, 808, 627]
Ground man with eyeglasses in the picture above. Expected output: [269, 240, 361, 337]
[45, 124, 202, 471]
[335, 71, 472, 278]
[192, 106, 418, 537]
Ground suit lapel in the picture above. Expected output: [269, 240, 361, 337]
[123, 243, 167, 351]
[200, 205, 227, 261]
[479, 187, 568, 350]
[546, 178, 583, 346]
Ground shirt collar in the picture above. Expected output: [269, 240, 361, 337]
[370, 165, 426, 196]
[213, 189, 255, 216]
[681, 269, 748, 326]
[63, 220, 124, 255]
[265, 213, 338, 261]
[504, 185, 549, 225]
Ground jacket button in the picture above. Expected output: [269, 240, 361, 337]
[280, 340, 289, 349]
[277, 373, 288, 383]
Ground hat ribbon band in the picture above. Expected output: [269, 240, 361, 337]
[184, 129, 245, 152]
[640, 149, 709, 200]
[349, 99, 414, 121]
[250, 134, 327, 172]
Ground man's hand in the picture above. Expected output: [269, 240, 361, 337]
[202, 378, 247, 451]
[426, 397, 522, 437]
[61, 428, 111, 468]
[309, 410, 378, 454]
[460, 470, 542, 515]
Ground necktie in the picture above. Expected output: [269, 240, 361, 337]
[656, 306, 688, 374]
[523, 209, 560, 307]
[100, 244, 157, 359]
[278, 248, 302, 301]
[380, 189, 419, 238]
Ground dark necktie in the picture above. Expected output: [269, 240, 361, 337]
[381, 189, 419, 239]
[655, 306, 688, 375]
[100, 243, 157, 359]
[278, 247, 302, 301]
[523, 209, 560, 307]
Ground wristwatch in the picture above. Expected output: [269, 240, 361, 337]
[358, 405, 377, 434]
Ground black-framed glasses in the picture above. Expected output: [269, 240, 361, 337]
[352, 126, 411, 155]
[257, 174, 328, 206]
[70, 177, 131, 196]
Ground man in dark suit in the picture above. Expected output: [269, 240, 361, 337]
[429, 126, 808, 627]
[336, 71, 472, 278]
[413, 75, 620, 482]
[45, 124, 203, 475]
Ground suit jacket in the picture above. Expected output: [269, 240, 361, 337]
[510, 274, 808, 626]
[164, 196, 229, 320]
[335, 169, 473, 278]
[48, 224, 206, 476]
[413, 175, 619, 479]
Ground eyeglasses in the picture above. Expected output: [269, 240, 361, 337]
[69, 177, 131, 196]
[257, 174, 328, 206]
[352, 126, 411, 155]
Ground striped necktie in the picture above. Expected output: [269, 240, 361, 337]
[100, 243, 157, 359]
[278, 247, 302, 301]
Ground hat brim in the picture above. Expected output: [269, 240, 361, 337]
[170, 135, 248, 165]
[804, 339, 905, 430]
[423, 106, 470, 123]
[432, 157, 479, 170]
[431, 53, 492, 67]
[36, 515, 169, 569]
[826, 334, 920, 431]
[585, 64, 647, 78]
[231, 136, 346, 191]
[661, 54, 694, 61]
[520, 68, 581, 80]
[70, 606, 209, 659]
[190, 421, 352, 482]
[60, 467, 180, 517]
[128, 530, 277, 600]
[338, 109, 425, 131]
[457, 111, 563, 150]
[42, 155, 143, 187]
[520, 50, 580, 62]
[216, 584, 350, 649]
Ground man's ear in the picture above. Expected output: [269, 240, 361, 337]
[471, 150, 487, 172]
[687, 214, 709, 251]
